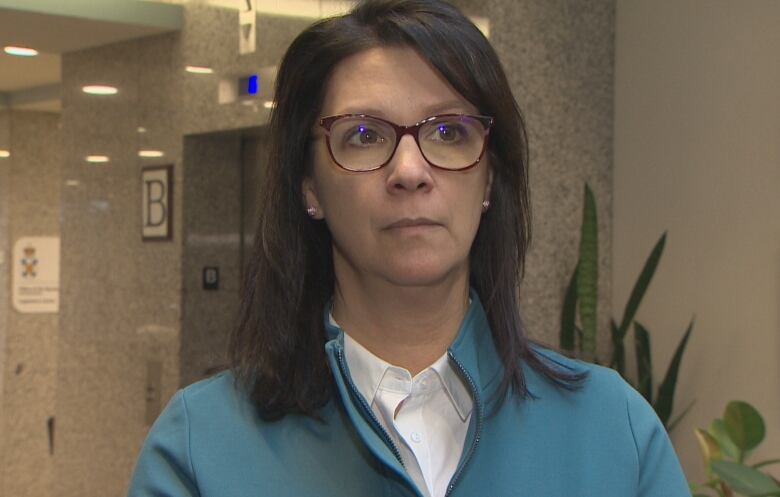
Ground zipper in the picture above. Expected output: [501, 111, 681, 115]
[444, 350, 483, 497]
[336, 347, 406, 468]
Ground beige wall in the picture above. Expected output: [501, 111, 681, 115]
[613, 0, 780, 482]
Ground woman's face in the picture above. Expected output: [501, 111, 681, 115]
[303, 46, 492, 289]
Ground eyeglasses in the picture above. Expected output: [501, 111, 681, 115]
[318, 113, 494, 172]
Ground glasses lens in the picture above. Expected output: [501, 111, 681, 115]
[328, 116, 395, 171]
[419, 116, 487, 169]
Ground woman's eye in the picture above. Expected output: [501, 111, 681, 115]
[428, 122, 467, 143]
[345, 125, 386, 146]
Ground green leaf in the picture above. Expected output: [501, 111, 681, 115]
[711, 418, 741, 461]
[617, 232, 667, 337]
[577, 184, 598, 362]
[725, 401, 766, 454]
[634, 321, 653, 403]
[711, 460, 780, 496]
[560, 265, 578, 353]
[696, 428, 723, 475]
[654, 319, 694, 426]
[609, 319, 626, 375]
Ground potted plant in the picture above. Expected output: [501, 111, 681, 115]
[692, 400, 780, 497]
[560, 184, 694, 430]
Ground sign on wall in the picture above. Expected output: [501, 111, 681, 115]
[12, 237, 60, 313]
[239, 0, 257, 54]
[142, 165, 173, 241]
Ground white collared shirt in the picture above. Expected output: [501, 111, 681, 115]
[342, 331, 473, 497]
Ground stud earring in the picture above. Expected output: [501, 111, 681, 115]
[306, 206, 317, 218]
[482, 200, 490, 212]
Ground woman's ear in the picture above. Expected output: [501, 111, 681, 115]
[302, 176, 325, 219]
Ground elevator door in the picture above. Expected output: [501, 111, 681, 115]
[180, 128, 269, 387]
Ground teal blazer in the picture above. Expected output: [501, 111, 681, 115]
[128, 293, 690, 496]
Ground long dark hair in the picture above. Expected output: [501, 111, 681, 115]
[229, 0, 584, 420]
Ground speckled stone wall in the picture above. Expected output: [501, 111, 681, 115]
[0, 111, 61, 497]
[456, 0, 615, 354]
[177, 6, 311, 387]
[56, 34, 183, 497]
[0, 110, 10, 497]
[179, 5, 310, 135]
[180, 133, 242, 386]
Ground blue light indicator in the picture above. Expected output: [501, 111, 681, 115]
[247, 74, 259, 95]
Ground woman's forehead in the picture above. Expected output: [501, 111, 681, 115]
[320, 46, 477, 120]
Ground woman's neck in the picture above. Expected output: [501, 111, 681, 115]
[331, 271, 470, 376]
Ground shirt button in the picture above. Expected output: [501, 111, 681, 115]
[410, 432, 422, 443]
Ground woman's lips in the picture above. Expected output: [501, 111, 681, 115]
[384, 217, 441, 230]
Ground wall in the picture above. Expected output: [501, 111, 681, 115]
[180, 133, 242, 386]
[0, 110, 8, 496]
[56, 33, 184, 497]
[455, 0, 616, 352]
[613, 0, 780, 482]
[0, 111, 61, 497]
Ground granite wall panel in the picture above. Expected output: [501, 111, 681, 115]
[180, 5, 310, 135]
[455, 0, 615, 354]
[1, 111, 61, 497]
[0, 111, 9, 496]
[180, 133, 242, 386]
[56, 33, 182, 497]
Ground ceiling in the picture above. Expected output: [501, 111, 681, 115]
[0, 0, 183, 112]
[0, 0, 484, 113]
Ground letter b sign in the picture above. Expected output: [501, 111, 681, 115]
[142, 166, 172, 240]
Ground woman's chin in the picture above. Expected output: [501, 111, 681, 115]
[378, 258, 466, 288]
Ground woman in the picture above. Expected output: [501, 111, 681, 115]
[128, 1, 690, 496]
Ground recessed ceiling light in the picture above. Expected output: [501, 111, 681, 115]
[186, 65, 214, 74]
[137, 126, 147, 133]
[138, 150, 164, 158]
[65, 180, 80, 187]
[0, 150, 10, 158]
[82, 85, 118, 96]
[4, 46, 38, 57]
[86, 155, 110, 163]
[263, 100, 275, 109]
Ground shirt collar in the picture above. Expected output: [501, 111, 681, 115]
[331, 313, 473, 421]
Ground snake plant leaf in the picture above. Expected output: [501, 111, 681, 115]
[577, 184, 598, 362]
[711, 418, 741, 461]
[617, 232, 667, 338]
[696, 428, 723, 476]
[667, 399, 696, 433]
[654, 318, 694, 426]
[609, 319, 626, 375]
[560, 265, 578, 353]
[634, 321, 653, 403]
[711, 460, 780, 496]
[725, 401, 766, 454]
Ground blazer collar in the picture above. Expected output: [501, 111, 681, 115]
[323, 288, 503, 399]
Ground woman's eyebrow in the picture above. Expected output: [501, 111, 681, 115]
[422, 100, 474, 115]
[331, 100, 473, 119]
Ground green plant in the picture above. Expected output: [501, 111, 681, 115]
[691, 400, 780, 497]
[560, 183, 694, 430]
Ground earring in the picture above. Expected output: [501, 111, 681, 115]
[482, 200, 490, 212]
[306, 206, 317, 218]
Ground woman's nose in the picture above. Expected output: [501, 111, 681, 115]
[385, 135, 434, 194]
